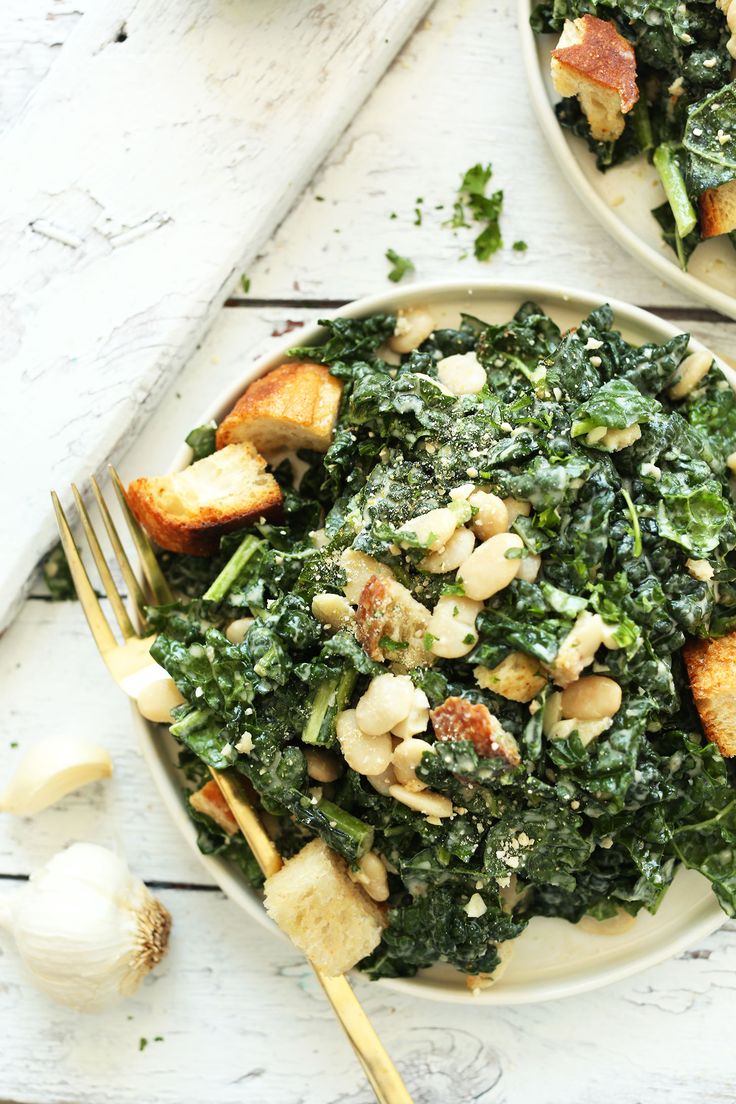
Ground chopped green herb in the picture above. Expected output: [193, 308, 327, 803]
[385, 248, 415, 283]
[139, 1038, 148, 1052]
[240, 275, 251, 294]
[513, 240, 528, 252]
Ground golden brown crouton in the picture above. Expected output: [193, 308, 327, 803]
[700, 179, 736, 240]
[216, 361, 343, 454]
[431, 696, 521, 767]
[551, 15, 638, 141]
[474, 653, 547, 703]
[126, 442, 282, 556]
[189, 780, 239, 835]
[263, 838, 385, 976]
[684, 633, 736, 757]
[355, 574, 434, 669]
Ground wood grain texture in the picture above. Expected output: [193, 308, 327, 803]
[0, 0, 432, 630]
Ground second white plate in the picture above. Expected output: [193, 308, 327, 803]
[518, 0, 736, 321]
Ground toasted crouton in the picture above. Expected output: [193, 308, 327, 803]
[684, 633, 736, 757]
[551, 15, 638, 141]
[475, 653, 547, 703]
[700, 178, 736, 240]
[431, 697, 521, 767]
[216, 361, 343, 454]
[263, 838, 385, 976]
[189, 780, 239, 835]
[355, 574, 434, 668]
[126, 442, 282, 556]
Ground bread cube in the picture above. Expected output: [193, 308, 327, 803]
[126, 441, 282, 556]
[684, 632, 736, 757]
[263, 838, 385, 976]
[551, 15, 638, 141]
[700, 179, 736, 240]
[216, 361, 343, 454]
[189, 780, 239, 835]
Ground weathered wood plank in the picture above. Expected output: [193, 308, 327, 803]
[0, 884, 733, 1103]
[0, 0, 432, 629]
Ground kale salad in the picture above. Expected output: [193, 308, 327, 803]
[148, 302, 736, 983]
[531, 0, 736, 269]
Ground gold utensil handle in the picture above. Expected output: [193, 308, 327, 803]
[314, 972, 413, 1104]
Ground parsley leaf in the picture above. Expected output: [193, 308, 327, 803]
[385, 248, 415, 283]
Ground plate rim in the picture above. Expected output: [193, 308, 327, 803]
[133, 277, 727, 1005]
[516, 0, 736, 322]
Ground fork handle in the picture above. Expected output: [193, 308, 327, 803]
[313, 971, 413, 1104]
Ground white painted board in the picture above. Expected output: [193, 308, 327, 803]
[0, 0, 432, 630]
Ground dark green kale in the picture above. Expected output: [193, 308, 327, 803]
[42, 543, 76, 600]
[155, 304, 736, 983]
[185, 421, 217, 461]
[684, 83, 736, 194]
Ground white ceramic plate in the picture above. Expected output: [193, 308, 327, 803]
[518, 0, 736, 321]
[133, 280, 730, 1005]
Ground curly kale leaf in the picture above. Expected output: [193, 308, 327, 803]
[684, 83, 736, 194]
[185, 421, 217, 461]
[361, 886, 526, 978]
[289, 314, 396, 366]
[572, 378, 661, 435]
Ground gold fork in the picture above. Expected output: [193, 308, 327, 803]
[51, 469, 412, 1104]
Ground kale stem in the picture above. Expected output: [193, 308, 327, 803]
[620, 487, 642, 558]
[303, 669, 358, 746]
[631, 100, 653, 153]
[653, 144, 697, 239]
[203, 535, 261, 604]
[315, 798, 374, 858]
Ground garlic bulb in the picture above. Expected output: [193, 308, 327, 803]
[0, 843, 171, 1010]
[0, 736, 112, 816]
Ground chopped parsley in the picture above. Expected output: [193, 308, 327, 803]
[385, 248, 415, 283]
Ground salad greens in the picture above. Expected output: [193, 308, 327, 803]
[531, 0, 735, 267]
[152, 304, 736, 981]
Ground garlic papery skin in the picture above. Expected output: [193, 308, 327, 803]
[0, 736, 113, 816]
[0, 843, 172, 1011]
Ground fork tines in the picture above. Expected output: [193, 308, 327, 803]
[51, 466, 172, 653]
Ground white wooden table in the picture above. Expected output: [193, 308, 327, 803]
[2, 3, 735, 1102]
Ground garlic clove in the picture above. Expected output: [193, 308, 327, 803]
[0, 736, 113, 816]
[0, 843, 171, 1011]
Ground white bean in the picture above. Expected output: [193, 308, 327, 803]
[727, 451, 736, 474]
[468, 491, 508, 541]
[339, 549, 394, 603]
[137, 678, 185, 724]
[427, 595, 483, 659]
[561, 676, 622, 720]
[389, 783, 453, 818]
[547, 716, 613, 748]
[516, 553, 541, 582]
[336, 710, 393, 776]
[457, 532, 523, 601]
[668, 350, 713, 399]
[599, 424, 641, 452]
[503, 497, 531, 525]
[420, 527, 475, 573]
[685, 558, 714, 582]
[225, 618, 254, 644]
[552, 611, 617, 686]
[366, 764, 397, 796]
[355, 674, 415, 736]
[436, 352, 487, 396]
[398, 507, 457, 551]
[392, 738, 434, 788]
[311, 592, 355, 630]
[391, 687, 430, 740]
[388, 308, 435, 354]
[348, 851, 389, 902]
[305, 748, 342, 783]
